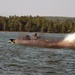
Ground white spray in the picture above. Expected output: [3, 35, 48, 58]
[63, 33, 75, 42]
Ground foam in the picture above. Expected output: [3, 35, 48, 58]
[63, 33, 75, 42]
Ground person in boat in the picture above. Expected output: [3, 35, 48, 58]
[30, 33, 40, 40]
[26, 35, 30, 40]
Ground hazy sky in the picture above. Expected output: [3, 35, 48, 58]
[0, 0, 75, 17]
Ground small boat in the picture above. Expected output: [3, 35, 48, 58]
[8, 33, 75, 49]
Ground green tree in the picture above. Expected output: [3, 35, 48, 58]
[25, 19, 32, 32]
[53, 19, 60, 33]
[41, 18, 47, 32]
[47, 20, 53, 33]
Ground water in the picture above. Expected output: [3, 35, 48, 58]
[0, 32, 75, 75]
[64, 33, 75, 42]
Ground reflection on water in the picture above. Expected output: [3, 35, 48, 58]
[0, 32, 75, 75]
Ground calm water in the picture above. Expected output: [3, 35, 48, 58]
[0, 32, 75, 75]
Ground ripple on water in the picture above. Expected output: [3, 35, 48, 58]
[0, 32, 75, 75]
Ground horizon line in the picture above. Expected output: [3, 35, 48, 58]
[0, 15, 75, 18]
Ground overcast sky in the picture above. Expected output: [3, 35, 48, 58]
[0, 0, 75, 17]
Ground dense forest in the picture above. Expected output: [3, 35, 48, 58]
[0, 15, 75, 33]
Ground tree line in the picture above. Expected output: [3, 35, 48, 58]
[0, 15, 75, 33]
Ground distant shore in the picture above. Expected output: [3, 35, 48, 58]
[0, 15, 75, 33]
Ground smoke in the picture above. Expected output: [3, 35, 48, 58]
[63, 33, 75, 42]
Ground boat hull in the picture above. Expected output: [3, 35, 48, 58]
[12, 39, 75, 49]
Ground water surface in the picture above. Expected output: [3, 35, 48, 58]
[0, 32, 75, 75]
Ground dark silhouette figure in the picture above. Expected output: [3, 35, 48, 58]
[26, 35, 30, 40]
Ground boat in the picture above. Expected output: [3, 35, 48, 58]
[8, 33, 75, 49]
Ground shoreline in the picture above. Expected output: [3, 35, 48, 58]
[0, 31, 69, 34]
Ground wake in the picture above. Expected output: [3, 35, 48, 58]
[63, 33, 75, 42]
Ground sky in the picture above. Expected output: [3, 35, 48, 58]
[0, 0, 75, 17]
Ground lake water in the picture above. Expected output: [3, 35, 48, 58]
[0, 32, 75, 75]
